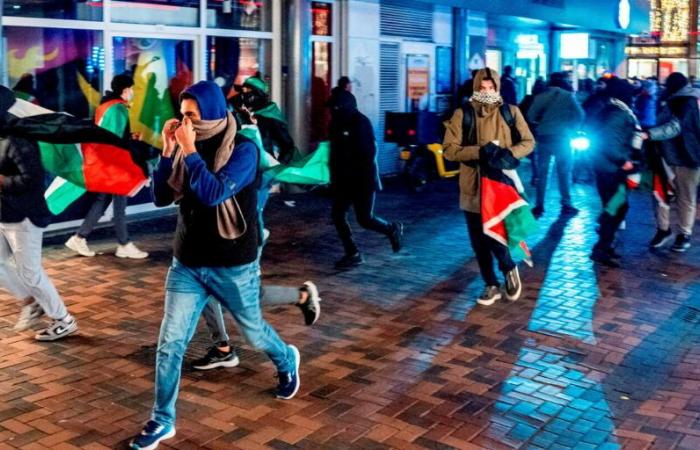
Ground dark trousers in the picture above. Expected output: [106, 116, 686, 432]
[594, 171, 628, 253]
[536, 135, 573, 208]
[332, 190, 392, 255]
[465, 211, 516, 286]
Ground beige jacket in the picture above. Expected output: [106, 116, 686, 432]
[443, 68, 535, 212]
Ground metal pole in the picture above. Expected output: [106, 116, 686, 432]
[286, 0, 311, 154]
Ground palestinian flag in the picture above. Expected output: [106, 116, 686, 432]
[4, 98, 154, 214]
[648, 149, 675, 210]
[481, 167, 537, 266]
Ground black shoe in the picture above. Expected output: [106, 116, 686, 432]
[334, 252, 364, 269]
[671, 233, 691, 253]
[476, 285, 501, 306]
[297, 281, 321, 326]
[607, 248, 622, 259]
[504, 267, 522, 302]
[560, 204, 579, 216]
[532, 206, 544, 219]
[590, 250, 621, 268]
[389, 222, 404, 253]
[649, 228, 673, 249]
[191, 346, 240, 370]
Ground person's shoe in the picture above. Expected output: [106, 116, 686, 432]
[191, 346, 240, 370]
[389, 222, 404, 253]
[607, 248, 622, 260]
[560, 204, 579, 216]
[297, 281, 321, 326]
[276, 345, 300, 400]
[671, 233, 691, 253]
[65, 235, 95, 257]
[35, 314, 78, 341]
[590, 250, 621, 268]
[14, 301, 44, 331]
[129, 420, 175, 450]
[649, 228, 673, 249]
[504, 266, 522, 302]
[531, 206, 544, 219]
[334, 252, 364, 269]
[476, 285, 501, 306]
[262, 228, 271, 245]
[116, 242, 149, 259]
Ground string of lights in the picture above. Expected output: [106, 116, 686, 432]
[650, 0, 691, 42]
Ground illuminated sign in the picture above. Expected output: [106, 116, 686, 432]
[560, 33, 590, 59]
[618, 0, 631, 30]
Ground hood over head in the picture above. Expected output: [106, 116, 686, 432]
[472, 68, 501, 93]
[181, 80, 228, 121]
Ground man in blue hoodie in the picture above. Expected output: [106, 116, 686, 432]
[129, 81, 300, 450]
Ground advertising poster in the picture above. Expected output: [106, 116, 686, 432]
[406, 54, 430, 111]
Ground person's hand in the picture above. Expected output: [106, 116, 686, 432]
[161, 118, 180, 158]
[175, 117, 197, 155]
[622, 160, 634, 171]
[641, 131, 650, 140]
[131, 132, 142, 141]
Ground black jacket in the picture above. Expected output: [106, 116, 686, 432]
[255, 114, 295, 165]
[329, 110, 381, 195]
[648, 86, 700, 168]
[588, 100, 637, 174]
[0, 136, 52, 227]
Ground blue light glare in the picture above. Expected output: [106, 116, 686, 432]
[571, 136, 591, 152]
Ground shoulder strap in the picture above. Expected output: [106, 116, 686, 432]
[499, 104, 521, 145]
[461, 103, 476, 146]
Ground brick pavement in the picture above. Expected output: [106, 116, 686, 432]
[1, 174, 700, 449]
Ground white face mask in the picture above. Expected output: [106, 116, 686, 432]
[123, 88, 134, 102]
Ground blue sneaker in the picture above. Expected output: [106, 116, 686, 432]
[129, 420, 175, 450]
[276, 345, 300, 399]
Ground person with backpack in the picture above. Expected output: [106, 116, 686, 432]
[643, 72, 700, 252]
[443, 68, 534, 306]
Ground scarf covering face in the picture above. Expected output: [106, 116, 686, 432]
[470, 91, 503, 105]
[168, 111, 248, 240]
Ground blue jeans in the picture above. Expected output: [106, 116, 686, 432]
[151, 258, 295, 427]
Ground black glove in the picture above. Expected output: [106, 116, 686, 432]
[479, 142, 520, 170]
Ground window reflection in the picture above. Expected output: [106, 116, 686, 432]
[206, 0, 271, 31]
[112, 0, 199, 27]
[206, 36, 271, 101]
[4, 27, 103, 118]
[113, 37, 194, 148]
[3, 0, 103, 21]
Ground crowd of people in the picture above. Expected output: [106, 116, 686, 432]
[0, 64, 698, 449]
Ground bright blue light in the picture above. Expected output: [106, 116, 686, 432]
[571, 135, 590, 152]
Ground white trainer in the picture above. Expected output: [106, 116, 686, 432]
[65, 235, 95, 257]
[116, 242, 149, 259]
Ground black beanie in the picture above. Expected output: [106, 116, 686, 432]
[665, 72, 688, 96]
[604, 77, 634, 106]
[111, 74, 134, 96]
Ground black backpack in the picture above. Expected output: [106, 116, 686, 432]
[461, 103, 521, 147]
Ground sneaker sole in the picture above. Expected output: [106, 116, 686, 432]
[671, 246, 690, 253]
[303, 282, 321, 326]
[35, 323, 78, 341]
[116, 253, 149, 259]
[477, 293, 502, 306]
[651, 235, 674, 249]
[65, 242, 95, 257]
[130, 429, 176, 450]
[192, 356, 240, 370]
[505, 268, 522, 302]
[277, 345, 300, 400]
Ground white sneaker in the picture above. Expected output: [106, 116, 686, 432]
[35, 314, 78, 341]
[14, 301, 44, 331]
[65, 235, 95, 257]
[262, 228, 270, 244]
[116, 242, 149, 259]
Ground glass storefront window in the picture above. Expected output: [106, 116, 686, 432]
[206, 36, 272, 98]
[206, 0, 272, 32]
[3, 0, 103, 21]
[112, 1, 199, 27]
[311, 41, 332, 144]
[628, 59, 658, 79]
[312, 2, 332, 36]
[4, 27, 103, 118]
[113, 37, 194, 148]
